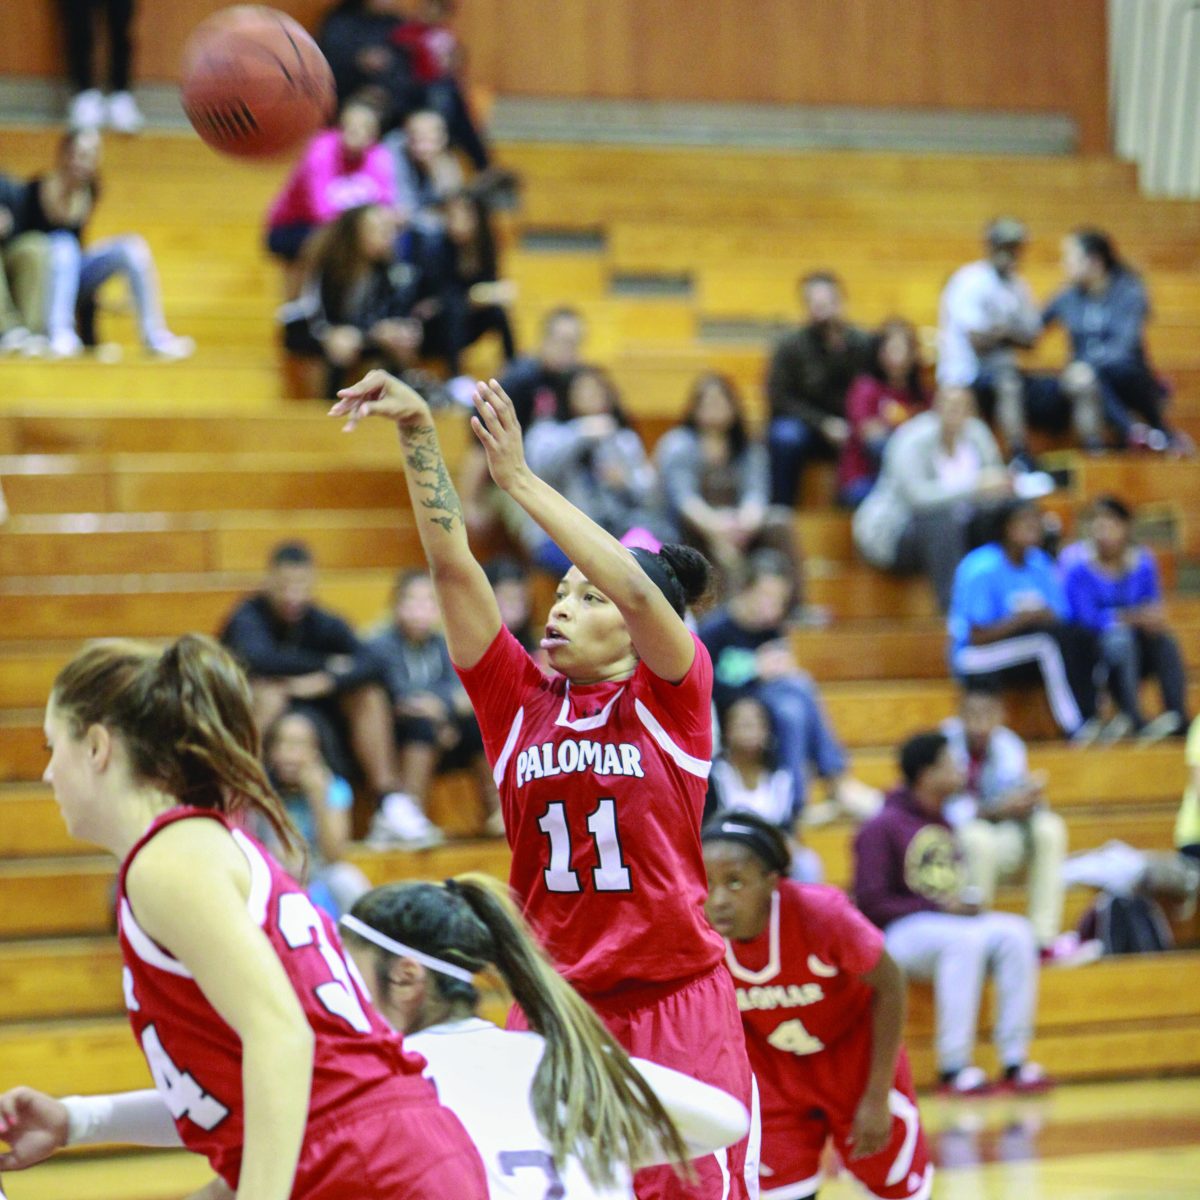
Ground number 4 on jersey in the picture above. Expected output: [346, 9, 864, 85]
[537, 798, 632, 893]
[768, 1018, 825, 1057]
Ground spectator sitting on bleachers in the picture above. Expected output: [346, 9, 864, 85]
[265, 94, 396, 274]
[708, 696, 824, 882]
[367, 570, 499, 838]
[0, 172, 50, 355]
[654, 371, 806, 603]
[948, 500, 1100, 742]
[262, 711, 372, 917]
[387, 108, 465, 232]
[853, 385, 1010, 612]
[458, 306, 585, 542]
[938, 217, 1101, 469]
[941, 683, 1074, 961]
[853, 731, 1049, 1096]
[839, 317, 929, 507]
[391, 0, 491, 170]
[1060, 494, 1188, 744]
[698, 550, 878, 824]
[280, 203, 424, 398]
[522, 366, 667, 574]
[765, 270, 873, 506]
[1044, 228, 1189, 454]
[414, 190, 515, 376]
[219, 540, 420, 841]
[23, 129, 193, 360]
[1177, 716, 1200, 863]
[317, 0, 423, 120]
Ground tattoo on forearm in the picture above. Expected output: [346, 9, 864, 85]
[400, 424, 464, 533]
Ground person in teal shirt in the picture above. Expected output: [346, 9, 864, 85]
[948, 501, 1099, 740]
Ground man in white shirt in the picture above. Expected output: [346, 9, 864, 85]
[938, 218, 1102, 467]
[941, 683, 1077, 963]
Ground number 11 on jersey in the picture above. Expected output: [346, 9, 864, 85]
[537, 798, 632, 893]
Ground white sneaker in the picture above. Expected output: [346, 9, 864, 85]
[146, 333, 195, 360]
[367, 793, 445, 850]
[48, 331, 84, 359]
[0, 327, 30, 355]
[1138, 711, 1185, 745]
[106, 90, 144, 134]
[1098, 713, 1134, 745]
[69, 88, 105, 131]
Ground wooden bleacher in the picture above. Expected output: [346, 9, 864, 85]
[1, 128, 1199, 1105]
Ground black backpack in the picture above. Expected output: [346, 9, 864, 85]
[1080, 892, 1174, 955]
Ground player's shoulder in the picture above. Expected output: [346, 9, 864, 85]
[780, 879, 854, 919]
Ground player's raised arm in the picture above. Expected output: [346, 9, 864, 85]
[330, 371, 501, 669]
[472, 378, 700, 683]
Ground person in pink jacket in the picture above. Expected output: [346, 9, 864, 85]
[266, 95, 397, 268]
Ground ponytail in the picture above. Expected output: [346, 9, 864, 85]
[51, 634, 302, 856]
[447, 873, 693, 1186]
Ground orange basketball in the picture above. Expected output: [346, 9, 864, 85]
[180, 6, 335, 159]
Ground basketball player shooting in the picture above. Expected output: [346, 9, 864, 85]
[330, 372, 758, 1200]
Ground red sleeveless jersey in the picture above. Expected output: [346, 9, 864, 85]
[723, 881, 884, 1116]
[115, 808, 434, 1188]
[457, 627, 725, 999]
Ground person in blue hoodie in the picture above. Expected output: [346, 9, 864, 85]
[948, 501, 1099, 740]
[1060, 495, 1187, 743]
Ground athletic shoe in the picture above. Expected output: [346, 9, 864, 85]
[367, 792, 445, 850]
[69, 88, 105, 130]
[1138, 711, 1185, 746]
[1070, 717, 1104, 748]
[1097, 713, 1134, 745]
[146, 334, 196, 361]
[106, 90, 145, 134]
[999, 1062, 1055, 1095]
[1039, 931, 1104, 968]
[936, 1066, 993, 1097]
[47, 330, 84, 359]
[0, 326, 31, 355]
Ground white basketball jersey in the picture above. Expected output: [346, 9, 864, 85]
[408, 1018, 634, 1200]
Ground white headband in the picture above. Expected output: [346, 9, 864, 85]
[339, 914, 477, 984]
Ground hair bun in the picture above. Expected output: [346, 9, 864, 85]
[656, 544, 711, 607]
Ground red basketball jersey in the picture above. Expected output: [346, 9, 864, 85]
[723, 881, 884, 1117]
[115, 808, 434, 1189]
[457, 627, 724, 998]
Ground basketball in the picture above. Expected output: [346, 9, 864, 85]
[180, 5, 335, 159]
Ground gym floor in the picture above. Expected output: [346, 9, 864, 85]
[5, 1076, 1198, 1200]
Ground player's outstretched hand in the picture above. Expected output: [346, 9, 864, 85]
[329, 369, 431, 432]
[471, 378, 529, 494]
[0, 1087, 70, 1170]
[848, 1092, 891, 1161]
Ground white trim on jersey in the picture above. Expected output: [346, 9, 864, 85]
[806, 954, 838, 979]
[493, 706, 526, 786]
[120, 898, 193, 978]
[885, 1088, 921, 1188]
[633, 699, 711, 779]
[762, 1172, 822, 1199]
[556, 685, 625, 732]
[723, 891, 781, 985]
[867, 1163, 934, 1200]
[120, 827, 275, 977]
[231, 829, 272, 928]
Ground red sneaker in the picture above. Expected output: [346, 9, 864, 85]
[1000, 1062, 1055, 1095]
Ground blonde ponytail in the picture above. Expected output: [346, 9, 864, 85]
[448, 873, 693, 1187]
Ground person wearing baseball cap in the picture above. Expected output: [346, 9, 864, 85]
[938, 217, 1102, 470]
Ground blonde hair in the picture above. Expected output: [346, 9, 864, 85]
[347, 873, 693, 1186]
[51, 634, 301, 855]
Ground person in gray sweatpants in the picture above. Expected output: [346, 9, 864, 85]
[853, 730, 1049, 1096]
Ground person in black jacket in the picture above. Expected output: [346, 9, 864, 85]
[280, 203, 425, 397]
[317, 0, 424, 121]
[220, 541, 435, 846]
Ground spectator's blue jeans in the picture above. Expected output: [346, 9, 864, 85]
[755, 674, 847, 811]
[767, 416, 833, 506]
[46, 231, 171, 347]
